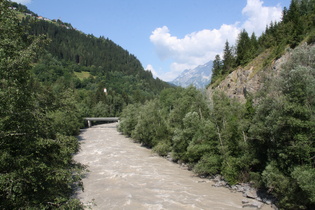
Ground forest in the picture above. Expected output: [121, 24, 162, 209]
[20, 13, 171, 117]
[119, 0, 315, 209]
[1, 0, 315, 209]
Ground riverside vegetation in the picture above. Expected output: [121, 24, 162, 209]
[119, 0, 315, 209]
[119, 45, 315, 209]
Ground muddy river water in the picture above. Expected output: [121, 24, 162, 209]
[74, 123, 272, 210]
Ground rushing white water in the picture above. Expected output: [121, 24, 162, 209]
[74, 123, 272, 210]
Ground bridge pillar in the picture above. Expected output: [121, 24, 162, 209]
[87, 120, 91, 128]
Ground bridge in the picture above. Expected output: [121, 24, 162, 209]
[84, 117, 119, 128]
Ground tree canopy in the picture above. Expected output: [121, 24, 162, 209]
[0, 1, 85, 208]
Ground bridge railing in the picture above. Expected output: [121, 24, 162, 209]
[83, 117, 119, 127]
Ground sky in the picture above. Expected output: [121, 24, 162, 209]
[14, 0, 291, 81]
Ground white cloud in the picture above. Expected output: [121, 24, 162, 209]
[149, 0, 284, 82]
[150, 25, 240, 63]
[242, 0, 283, 35]
[150, 25, 239, 81]
[12, 0, 32, 4]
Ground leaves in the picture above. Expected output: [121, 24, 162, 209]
[292, 166, 315, 203]
[0, 1, 85, 208]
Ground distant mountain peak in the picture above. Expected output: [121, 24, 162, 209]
[171, 61, 212, 89]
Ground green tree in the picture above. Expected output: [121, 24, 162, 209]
[172, 112, 201, 161]
[118, 103, 140, 136]
[187, 119, 221, 176]
[210, 54, 223, 84]
[222, 40, 235, 75]
[250, 32, 259, 56]
[0, 1, 84, 208]
[236, 29, 252, 66]
[211, 91, 252, 184]
[49, 89, 83, 136]
[249, 45, 315, 209]
[131, 100, 167, 148]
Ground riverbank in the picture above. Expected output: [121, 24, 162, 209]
[174, 160, 277, 209]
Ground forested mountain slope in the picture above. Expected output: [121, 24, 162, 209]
[16, 4, 171, 117]
[23, 17, 144, 75]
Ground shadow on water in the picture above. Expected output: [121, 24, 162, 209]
[77, 134, 86, 142]
[257, 188, 277, 204]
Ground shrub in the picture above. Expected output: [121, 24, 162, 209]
[193, 154, 221, 176]
[153, 141, 171, 156]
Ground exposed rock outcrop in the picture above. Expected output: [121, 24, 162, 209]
[212, 175, 276, 209]
[208, 48, 292, 102]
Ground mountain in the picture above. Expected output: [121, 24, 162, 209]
[23, 13, 170, 86]
[10, 2, 172, 118]
[171, 61, 212, 89]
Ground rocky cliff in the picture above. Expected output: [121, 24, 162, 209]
[208, 47, 293, 102]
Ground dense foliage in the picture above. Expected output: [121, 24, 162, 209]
[249, 45, 315, 209]
[0, 1, 85, 208]
[211, 0, 315, 85]
[119, 44, 315, 209]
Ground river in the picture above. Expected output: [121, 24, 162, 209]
[74, 123, 273, 210]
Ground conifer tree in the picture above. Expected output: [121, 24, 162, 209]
[211, 54, 223, 84]
[222, 40, 235, 75]
[250, 32, 258, 56]
[236, 29, 251, 66]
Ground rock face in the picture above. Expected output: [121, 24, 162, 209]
[208, 49, 291, 102]
[212, 66, 260, 102]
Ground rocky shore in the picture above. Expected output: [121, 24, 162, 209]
[165, 153, 277, 210]
[211, 175, 277, 209]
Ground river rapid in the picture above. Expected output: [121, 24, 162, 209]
[74, 123, 272, 210]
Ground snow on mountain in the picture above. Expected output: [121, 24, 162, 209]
[171, 61, 212, 89]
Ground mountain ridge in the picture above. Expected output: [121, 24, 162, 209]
[171, 61, 212, 89]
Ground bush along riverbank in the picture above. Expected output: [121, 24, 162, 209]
[164, 151, 276, 209]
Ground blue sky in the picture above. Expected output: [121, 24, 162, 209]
[15, 0, 291, 81]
